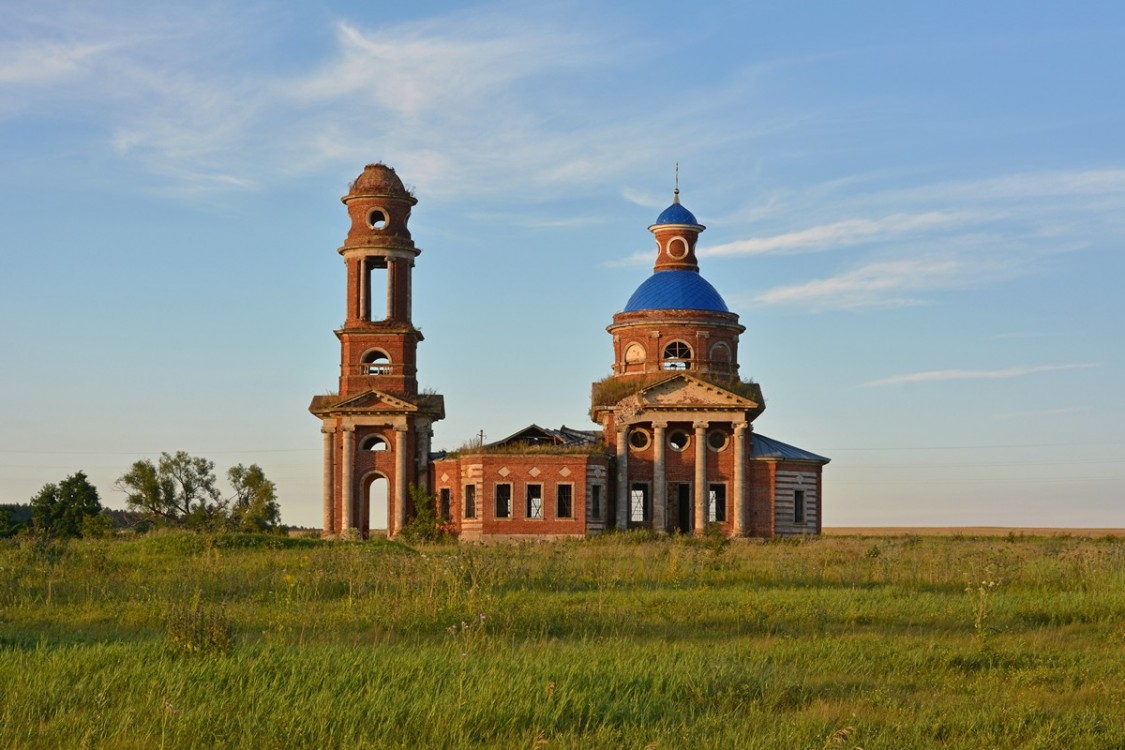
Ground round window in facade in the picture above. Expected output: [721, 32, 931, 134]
[668, 430, 690, 451]
[628, 428, 651, 451]
[707, 430, 728, 451]
[666, 236, 689, 260]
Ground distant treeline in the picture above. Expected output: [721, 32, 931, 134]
[0, 504, 151, 538]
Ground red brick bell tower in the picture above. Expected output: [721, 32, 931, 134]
[310, 164, 444, 538]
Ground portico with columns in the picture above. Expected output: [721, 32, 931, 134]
[591, 184, 826, 537]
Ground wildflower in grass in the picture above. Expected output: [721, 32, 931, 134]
[966, 567, 1001, 647]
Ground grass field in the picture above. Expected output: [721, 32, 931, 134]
[2, 531, 1124, 749]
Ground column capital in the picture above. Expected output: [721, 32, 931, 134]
[692, 421, 709, 432]
[651, 420, 669, 431]
[322, 425, 337, 435]
[733, 421, 748, 434]
[341, 425, 355, 434]
[393, 424, 410, 433]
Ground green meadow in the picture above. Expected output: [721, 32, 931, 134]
[1, 531, 1123, 749]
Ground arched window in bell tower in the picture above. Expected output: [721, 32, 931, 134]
[362, 349, 392, 375]
[662, 341, 692, 371]
[360, 434, 389, 451]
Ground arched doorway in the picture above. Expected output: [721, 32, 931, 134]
[364, 473, 389, 536]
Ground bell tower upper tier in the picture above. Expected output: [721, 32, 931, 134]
[336, 163, 423, 398]
[341, 163, 419, 327]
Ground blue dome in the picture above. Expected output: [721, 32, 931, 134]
[624, 270, 729, 312]
[654, 202, 699, 225]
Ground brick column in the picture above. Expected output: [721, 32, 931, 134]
[652, 421, 667, 533]
[693, 421, 708, 535]
[732, 422, 747, 536]
[616, 425, 628, 530]
[387, 258, 400, 321]
[358, 257, 367, 321]
[341, 426, 354, 534]
[322, 426, 335, 537]
[393, 425, 409, 537]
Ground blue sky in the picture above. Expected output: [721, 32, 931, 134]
[2, 1, 1123, 528]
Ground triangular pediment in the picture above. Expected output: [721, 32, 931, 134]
[328, 389, 419, 414]
[633, 374, 759, 410]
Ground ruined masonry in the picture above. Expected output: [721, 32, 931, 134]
[310, 163, 829, 540]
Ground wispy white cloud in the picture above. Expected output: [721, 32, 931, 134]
[621, 188, 666, 209]
[289, 19, 591, 115]
[702, 211, 973, 257]
[864, 363, 1099, 387]
[892, 169, 1125, 205]
[0, 4, 795, 203]
[0, 40, 115, 85]
[711, 163, 1125, 309]
[753, 256, 988, 309]
[603, 250, 654, 268]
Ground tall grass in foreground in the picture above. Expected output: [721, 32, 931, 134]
[1, 531, 1124, 748]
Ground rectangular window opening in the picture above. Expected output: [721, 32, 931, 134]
[794, 489, 806, 523]
[589, 484, 602, 520]
[495, 483, 511, 519]
[708, 483, 726, 523]
[629, 482, 649, 525]
[556, 484, 573, 519]
[439, 488, 451, 522]
[526, 483, 543, 519]
[463, 485, 476, 519]
[363, 258, 389, 322]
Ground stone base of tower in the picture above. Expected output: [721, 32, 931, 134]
[311, 390, 443, 539]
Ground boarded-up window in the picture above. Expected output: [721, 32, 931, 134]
[794, 489, 805, 523]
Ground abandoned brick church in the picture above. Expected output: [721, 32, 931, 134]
[310, 164, 828, 540]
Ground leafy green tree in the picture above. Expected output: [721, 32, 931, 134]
[227, 464, 280, 532]
[116, 452, 226, 527]
[399, 484, 452, 544]
[30, 471, 102, 538]
[0, 504, 33, 538]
